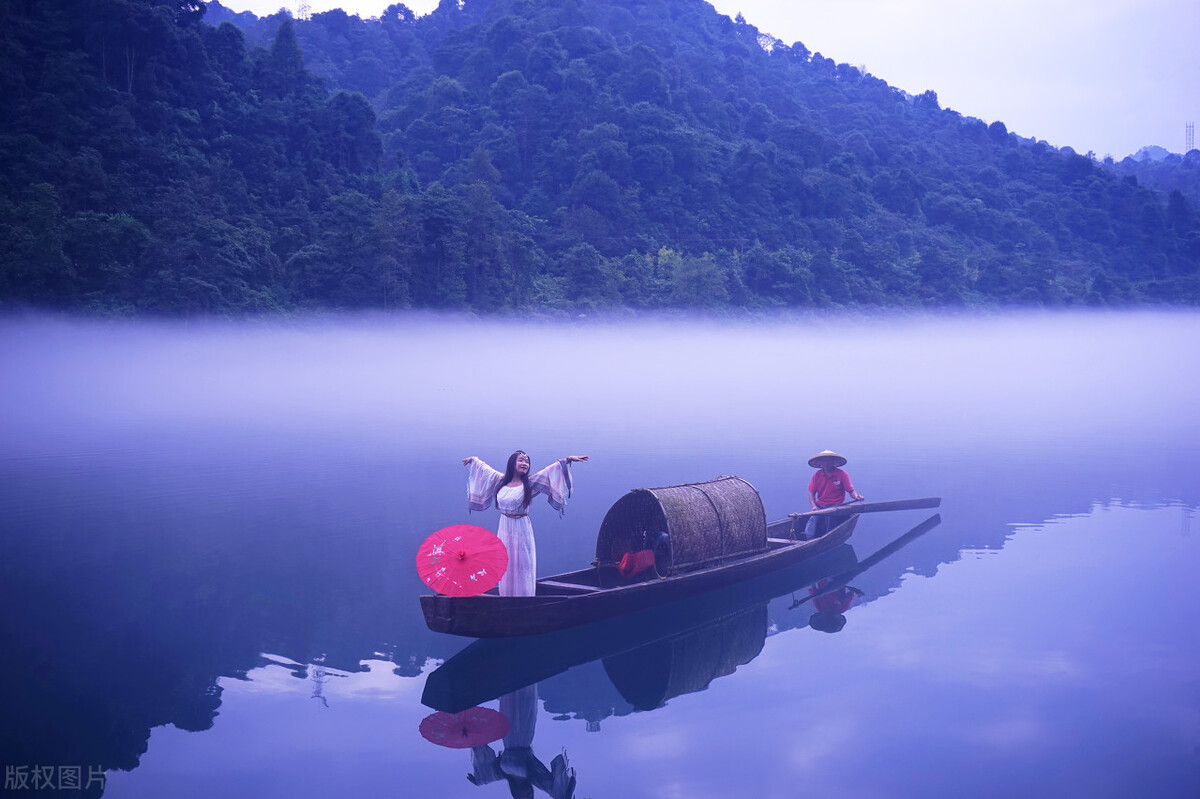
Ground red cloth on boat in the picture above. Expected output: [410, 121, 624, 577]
[808, 468, 856, 507]
[618, 549, 657, 577]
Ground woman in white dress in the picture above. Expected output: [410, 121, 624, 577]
[462, 451, 589, 597]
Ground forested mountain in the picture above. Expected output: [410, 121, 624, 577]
[1110, 151, 1200, 214]
[2, 0, 1198, 314]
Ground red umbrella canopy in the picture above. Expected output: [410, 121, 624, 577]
[419, 707, 510, 749]
[416, 524, 507, 597]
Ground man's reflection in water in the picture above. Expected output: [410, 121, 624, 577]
[803, 577, 865, 634]
[468, 684, 576, 799]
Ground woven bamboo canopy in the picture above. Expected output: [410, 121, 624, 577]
[594, 476, 768, 577]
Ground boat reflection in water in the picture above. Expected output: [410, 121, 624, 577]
[601, 601, 768, 712]
[421, 513, 941, 793]
[600, 514, 943, 710]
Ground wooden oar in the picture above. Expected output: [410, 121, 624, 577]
[789, 497, 941, 520]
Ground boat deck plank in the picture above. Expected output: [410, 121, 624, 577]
[538, 580, 601, 595]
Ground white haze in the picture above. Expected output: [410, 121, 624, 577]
[2, 311, 1198, 462]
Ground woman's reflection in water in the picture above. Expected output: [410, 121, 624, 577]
[802, 577, 865, 634]
[468, 684, 576, 799]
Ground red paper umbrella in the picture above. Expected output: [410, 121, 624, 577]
[416, 524, 507, 597]
[419, 707, 510, 749]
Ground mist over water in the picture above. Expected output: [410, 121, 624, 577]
[2, 310, 1197, 462]
[3, 310, 1199, 797]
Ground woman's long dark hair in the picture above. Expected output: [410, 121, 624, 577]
[499, 450, 534, 510]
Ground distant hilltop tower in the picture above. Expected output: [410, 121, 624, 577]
[297, 1, 311, 20]
[1188, 122, 1195, 153]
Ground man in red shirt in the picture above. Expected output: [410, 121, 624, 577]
[804, 449, 864, 539]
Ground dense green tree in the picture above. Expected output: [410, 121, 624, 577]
[668, 249, 728, 308]
[1, 0, 1197, 314]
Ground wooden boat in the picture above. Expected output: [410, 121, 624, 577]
[422, 542, 862, 712]
[420, 475, 940, 638]
[423, 512, 942, 712]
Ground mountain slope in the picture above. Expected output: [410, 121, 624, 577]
[2, 0, 1197, 313]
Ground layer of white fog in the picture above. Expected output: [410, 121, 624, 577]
[2, 310, 1197, 462]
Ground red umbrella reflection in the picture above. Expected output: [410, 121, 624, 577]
[419, 707, 510, 749]
[416, 524, 507, 597]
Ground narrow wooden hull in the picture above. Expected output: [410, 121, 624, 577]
[422, 542, 860, 712]
[419, 515, 858, 638]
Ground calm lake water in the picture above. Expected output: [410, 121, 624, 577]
[1, 311, 1198, 798]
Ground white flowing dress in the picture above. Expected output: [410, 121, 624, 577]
[465, 457, 573, 597]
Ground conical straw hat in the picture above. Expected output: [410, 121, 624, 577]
[808, 450, 848, 468]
